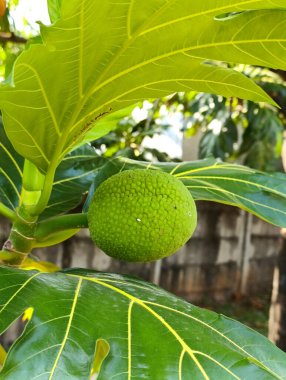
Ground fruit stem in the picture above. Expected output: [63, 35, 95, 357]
[35, 213, 88, 240]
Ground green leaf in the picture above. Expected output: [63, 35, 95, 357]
[43, 145, 106, 219]
[85, 157, 286, 228]
[189, 10, 286, 67]
[0, 267, 285, 379]
[0, 120, 23, 211]
[0, 120, 104, 219]
[1, 1, 286, 172]
[240, 107, 284, 171]
[199, 118, 239, 161]
[74, 105, 137, 151]
[47, 0, 64, 23]
[0, 10, 10, 33]
[0, 343, 7, 369]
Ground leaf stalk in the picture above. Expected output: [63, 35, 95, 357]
[0, 202, 16, 221]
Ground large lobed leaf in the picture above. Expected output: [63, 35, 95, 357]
[41, 145, 106, 219]
[0, 122, 104, 219]
[48, 0, 64, 23]
[0, 121, 23, 211]
[1, 1, 286, 172]
[0, 267, 285, 379]
[84, 157, 286, 228]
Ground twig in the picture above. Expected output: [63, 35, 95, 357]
[0, 32, 27, 44]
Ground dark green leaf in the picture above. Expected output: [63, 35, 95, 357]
[240, 107, 283, 171]
[0, 124, 104, 219]
[0, 120, 23, 211]
[42, 145, 106, 219]
[199, 118, 238, 161]
[85, 157, 286, 228]
[0, 10, 10, 33]
[0, 267, 285, 379]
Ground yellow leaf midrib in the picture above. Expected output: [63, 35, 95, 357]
[48, 277, 83, 380]
[0, 271, 283, 379]
[73, 275, 282, 380]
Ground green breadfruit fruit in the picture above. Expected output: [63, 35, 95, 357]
[88, 169, 197, 262]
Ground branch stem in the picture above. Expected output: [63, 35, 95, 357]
[0, 32, 27, 44]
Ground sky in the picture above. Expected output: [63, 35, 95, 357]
[10, 0, 50, 35]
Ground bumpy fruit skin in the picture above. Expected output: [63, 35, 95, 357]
[88, 169, 197, 262]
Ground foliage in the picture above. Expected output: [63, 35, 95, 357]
[91, 100, 178, 162]
[1, 268, 286, 380]
[107, 68, 286, 171]
[0, 0, 28, 80]
[184, 68, 286, 171]
[0, 0, 286, 378]
[1, 1, 283, 174]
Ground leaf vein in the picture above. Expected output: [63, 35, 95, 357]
[48, 278, 82, 380]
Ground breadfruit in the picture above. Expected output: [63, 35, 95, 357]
[88, 169, 197, 262]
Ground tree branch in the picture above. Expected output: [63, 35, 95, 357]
[0, 32, 27, 44]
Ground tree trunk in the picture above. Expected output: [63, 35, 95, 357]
[268, 237, 286, 350]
